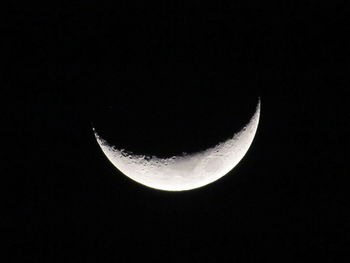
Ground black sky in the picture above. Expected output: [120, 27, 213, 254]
[3, 1, 349, 262]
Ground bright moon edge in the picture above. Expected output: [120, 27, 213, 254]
[93, 99, 260, 192]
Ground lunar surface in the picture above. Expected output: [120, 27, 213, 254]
[94, 100, 260, 191]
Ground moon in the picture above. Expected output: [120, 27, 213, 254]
[93, 100, 260, 191]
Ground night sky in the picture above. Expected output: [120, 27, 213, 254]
[3, 1, 349, 262]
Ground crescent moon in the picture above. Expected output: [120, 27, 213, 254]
[94, 100, 260, 191]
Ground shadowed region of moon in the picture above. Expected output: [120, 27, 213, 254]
[92, 82, 260, 159]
